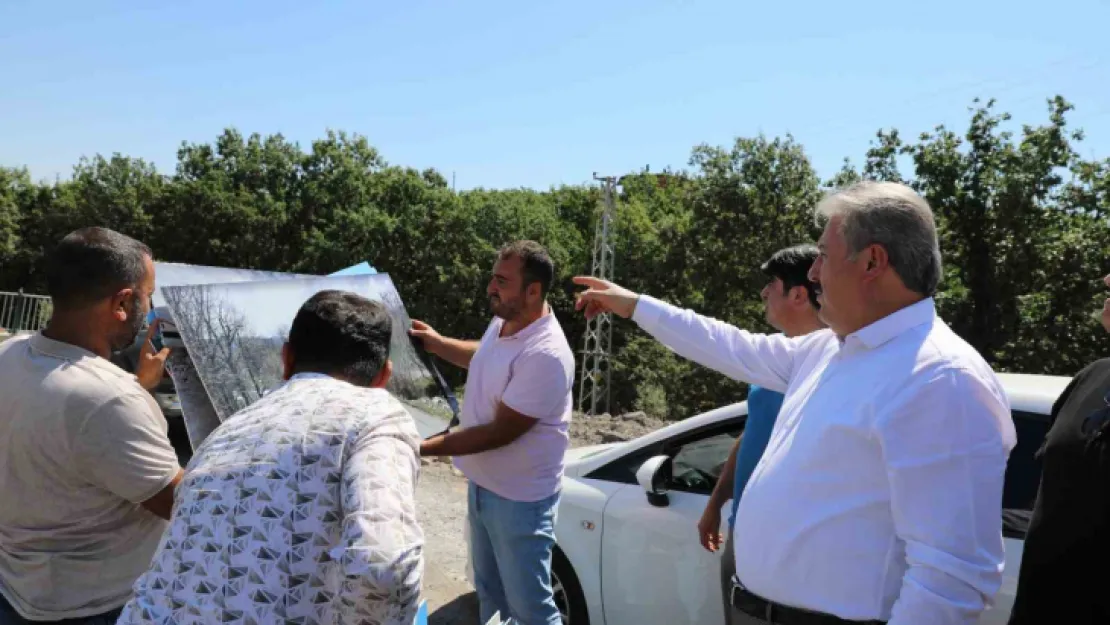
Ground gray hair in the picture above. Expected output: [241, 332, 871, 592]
[814, 181, 942, 296]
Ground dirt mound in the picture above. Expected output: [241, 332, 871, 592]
[568, 411, 670, 447]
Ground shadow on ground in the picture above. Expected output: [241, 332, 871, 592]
[429, 592, 480, 625]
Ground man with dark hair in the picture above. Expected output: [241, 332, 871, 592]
[0, 227, 183, 624]
[761, 244, 822, 309]
[119, 290, 424, 625]
[286, 289, 394, 384]
[497, 239, 556, 299]
[414, 240, 573, 625]
[695, 244, 825, 624]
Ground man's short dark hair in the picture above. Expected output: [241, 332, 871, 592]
[761, 244, 820, 309]
[498, 240, 555, 297]
[288, 290, 392, 386]
[45, 227, 152, 309]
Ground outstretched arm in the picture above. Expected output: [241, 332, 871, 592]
[574, 276, 803, 392]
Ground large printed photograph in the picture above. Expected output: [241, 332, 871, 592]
[160, 273, 453, 448]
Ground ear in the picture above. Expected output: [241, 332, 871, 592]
[111, 288, 135, 322]
[863, 244, 889, 279]
[789, 285, 808, 306]
[281, 343, 294, 380]
[526, 282, 543, 302]
[371, 359, 393, 389]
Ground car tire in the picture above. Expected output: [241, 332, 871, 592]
[552, 547, 589, 625]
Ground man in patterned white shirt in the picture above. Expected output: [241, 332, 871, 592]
[119, 290, 424, 625]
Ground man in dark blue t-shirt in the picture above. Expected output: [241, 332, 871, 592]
[695, 245, 824, 624]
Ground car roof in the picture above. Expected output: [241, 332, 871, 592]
[637, 372, 1069, 443]
[996, 372, 1071, 414]
[569, 372, 1073, 475]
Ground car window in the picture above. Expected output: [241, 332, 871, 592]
[584, 417, 745, 486]
[667, 431, 740, 495]
[1004, 410, 1049, 510]
[584, 444, 664, 485]
[1002, 409, 1051, 539]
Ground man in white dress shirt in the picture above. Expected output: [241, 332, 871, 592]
[574, 181, 1015, 625]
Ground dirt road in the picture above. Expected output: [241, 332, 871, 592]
[417, 458, 480, 624]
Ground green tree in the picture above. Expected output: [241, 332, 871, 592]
[0, 167, 29, 274]
[2, 100, 1107, 420]
[836, 97, 1110, 376]
[160, 129, 302, 270]
[605, 139, 824, 419]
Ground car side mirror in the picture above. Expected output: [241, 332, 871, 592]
[636, 455, 672, 507]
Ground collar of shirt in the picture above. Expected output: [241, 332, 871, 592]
[840, 297, 936, 353]
[29, 331, 135, 382]
[289, 371, 341, 383]
[495, 305, 556, 342]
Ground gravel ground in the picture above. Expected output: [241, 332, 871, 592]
[568, 411, 670, 446]
[417, 411, 670, 623]
[417, 457, 478, 624]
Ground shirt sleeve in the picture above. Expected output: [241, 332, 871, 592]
[878, 367, 1016, 625]
[501, 347, 573, 422]
[73, 392, 181, 503]
[631, 294, 804, 393]
[335, 411, 424, 625]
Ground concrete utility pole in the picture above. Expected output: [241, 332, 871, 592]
[578, 173, 618, 416]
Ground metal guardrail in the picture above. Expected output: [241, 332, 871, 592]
[0, 291, 52, 333]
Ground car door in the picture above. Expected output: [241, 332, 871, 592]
[598, 419, 743, 625]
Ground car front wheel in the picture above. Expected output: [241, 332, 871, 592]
[552, 547, 589, 625]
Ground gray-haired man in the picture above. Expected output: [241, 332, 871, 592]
[575, 181, 1014, 625]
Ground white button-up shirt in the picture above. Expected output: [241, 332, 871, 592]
[633, 296, 1015, 624]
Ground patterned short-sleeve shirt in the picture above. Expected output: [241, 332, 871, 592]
[119, 374, 424, 625]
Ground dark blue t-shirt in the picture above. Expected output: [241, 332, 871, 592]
[727, 385, 785, 528]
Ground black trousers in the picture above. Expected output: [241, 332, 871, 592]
[721, 529, 736, 625]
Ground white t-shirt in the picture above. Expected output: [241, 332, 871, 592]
[0, 333, 180, 620]
[453, 310, 575, 502]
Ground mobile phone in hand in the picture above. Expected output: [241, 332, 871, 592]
[146, 310, 165, 352]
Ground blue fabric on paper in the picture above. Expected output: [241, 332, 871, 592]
[329, 262, 378, 276]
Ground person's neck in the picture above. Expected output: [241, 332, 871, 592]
[41, 314, 113, 359]
[781, 315, 825, 339]
[287, 368, 389, 389]
[501, 302, 548, 337]
[838, 290, 927, 338]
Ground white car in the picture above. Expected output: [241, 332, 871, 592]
[536, 372, 1069, 625]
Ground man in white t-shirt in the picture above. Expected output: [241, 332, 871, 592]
[415, 240, 574, 625]
[0, 227, 183, 624]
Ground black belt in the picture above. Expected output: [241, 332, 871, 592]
[730, 580, 886, 625]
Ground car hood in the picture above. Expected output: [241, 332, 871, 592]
[565, 442, 622, 476]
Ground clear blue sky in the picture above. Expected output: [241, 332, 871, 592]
[2, 0, 1108, 191]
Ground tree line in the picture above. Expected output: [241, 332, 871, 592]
[2, 96, 1107, 419]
